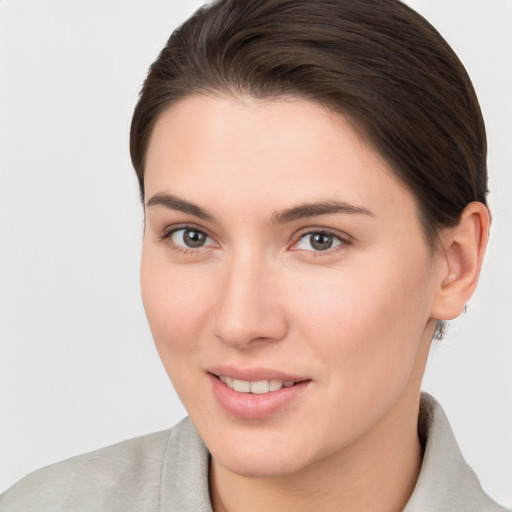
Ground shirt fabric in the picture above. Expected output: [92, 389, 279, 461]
[0, 393, 508, 511]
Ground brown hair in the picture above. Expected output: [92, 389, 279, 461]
[130, 0, 487, 248]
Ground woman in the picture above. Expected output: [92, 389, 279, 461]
[1, 0, 509, 510]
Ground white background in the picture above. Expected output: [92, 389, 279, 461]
[0, 0, 510, 506]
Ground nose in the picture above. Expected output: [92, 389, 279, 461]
[213, 253, 288, 349]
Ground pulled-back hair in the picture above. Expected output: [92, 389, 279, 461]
[130, 0, 487, 248]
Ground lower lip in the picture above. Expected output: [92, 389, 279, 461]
[208, 374, 310, 420]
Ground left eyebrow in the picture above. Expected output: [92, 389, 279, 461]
[271, 200, 374, 224]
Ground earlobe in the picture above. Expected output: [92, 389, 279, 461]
[431, 201, 490, 321]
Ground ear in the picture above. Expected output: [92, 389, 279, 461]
[431, 201, 490, 320]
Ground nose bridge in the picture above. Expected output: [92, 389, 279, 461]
[214, 245, 286, 348]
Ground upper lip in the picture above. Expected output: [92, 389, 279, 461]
[207, 365, 309, 382]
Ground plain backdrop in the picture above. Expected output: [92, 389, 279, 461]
[1, 0, 510, 506]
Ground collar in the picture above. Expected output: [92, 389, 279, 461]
[404, 392, 505, 511]
[160, 393, 505, 511]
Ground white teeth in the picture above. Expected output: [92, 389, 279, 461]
[219, 376, 297, 394]
[219, 375, 234, 387]
[269, 379, 283, 391]
[250, 380, 270, 394]
[233, 379, 251, 392]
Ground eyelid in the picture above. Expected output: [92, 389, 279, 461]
[289, 227, 353, 252]
[157, 223, 219, 252]
[159, 222, 212, 240]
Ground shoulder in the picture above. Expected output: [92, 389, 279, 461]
[0, 418, 196, 512]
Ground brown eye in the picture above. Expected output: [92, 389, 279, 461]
[295, 231, 344, 252]
[183, 229, 206, 247]
[171, 228, 212, 248]
[310, 233, 333, 251]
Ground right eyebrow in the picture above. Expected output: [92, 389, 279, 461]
[145, 192, 215, 221]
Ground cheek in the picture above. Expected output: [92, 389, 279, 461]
[289, 250, 434, 386]
[140, 251, 221, 416]
[140, 250, 213, 367]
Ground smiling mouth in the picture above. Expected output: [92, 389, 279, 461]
[213, 374, 303, 394]
[209, 371, 311, 418]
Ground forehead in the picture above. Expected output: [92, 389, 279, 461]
[144, 94, 418, 224]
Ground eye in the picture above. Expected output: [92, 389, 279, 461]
[294, 231, 346, 252]
[169, 227, 215, 249]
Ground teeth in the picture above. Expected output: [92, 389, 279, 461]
[250, 380, 269, 394]
[233, 379, 251, 392]
[269, 379, 283, 391]
[218, 376, 297, 394]
[219, 375, 234, 387]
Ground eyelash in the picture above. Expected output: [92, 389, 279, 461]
[157, 225, 352, 257]
[158, 224, 215, 256]
[291, 227, 352, 257]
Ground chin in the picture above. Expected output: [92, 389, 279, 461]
[213, 447, 313, 478]
[202, 421, 327, 478]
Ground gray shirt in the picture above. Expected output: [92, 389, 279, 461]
[1, 394, 508, 511]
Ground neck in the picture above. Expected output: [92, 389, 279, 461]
[210, 390, 423, 512]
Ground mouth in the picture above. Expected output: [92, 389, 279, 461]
[207, 369, 311, 419]
[213, 374, 300, 394]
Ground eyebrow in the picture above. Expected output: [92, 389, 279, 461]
[146, 192, 374, 224]
[271, 201, 374, 224]
[146, 192, 215, 221]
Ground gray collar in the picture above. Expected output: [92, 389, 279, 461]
[404, 392, 506, 511]
[161, 393, 505, 511]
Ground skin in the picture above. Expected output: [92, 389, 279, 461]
[140, 94, 489, 512]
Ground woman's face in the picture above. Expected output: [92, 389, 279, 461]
[141, 95, 442, 477]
